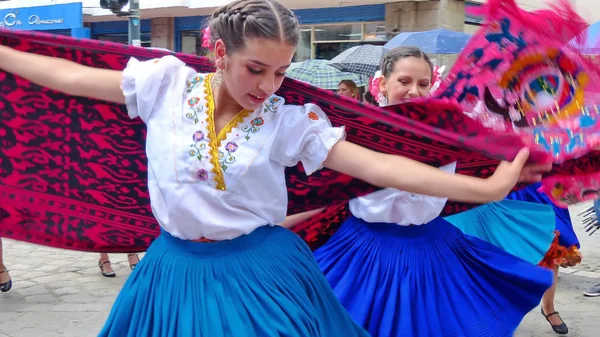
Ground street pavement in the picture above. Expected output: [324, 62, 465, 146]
[0, 203, 599, 337]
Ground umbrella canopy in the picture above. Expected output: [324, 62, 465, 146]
[286, 59, 369, 89]
[384, 29, 471, 54]
[568, 20, 600, 54]
[328, 44, 385, 76]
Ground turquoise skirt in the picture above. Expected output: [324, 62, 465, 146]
[444, 199, 556, 265]
[98, 226, 370, 337]
[507, 182, 580, 248]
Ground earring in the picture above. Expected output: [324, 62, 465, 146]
[211, 68, 223, 88]
[378, 92, 388, 106]
[215, 58, 223, 70]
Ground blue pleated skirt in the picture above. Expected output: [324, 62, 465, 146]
[507, 182, 580, 248]
[444, 199, 556, 265]
[314, 216, 553, 337]
[99, 226, 370, 337]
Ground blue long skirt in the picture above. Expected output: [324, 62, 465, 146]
[444, 199, 556, 265]
[99, 226, 370, 337]
[314, 216, 553, 337]
[507, 182, 580, 249]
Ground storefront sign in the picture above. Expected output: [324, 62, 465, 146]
[0, 3, 83, 31]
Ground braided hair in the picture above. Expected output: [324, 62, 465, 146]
[207, 0, 299, 54]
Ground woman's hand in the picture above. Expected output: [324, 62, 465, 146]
[487, 148, 553, 200]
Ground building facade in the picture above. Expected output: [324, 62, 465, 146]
[0, 0, 598, 58]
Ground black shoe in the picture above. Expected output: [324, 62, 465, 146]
[98, 260, 116, 278]
[0, 270, 11, 293]
[541, 307, 568, 334]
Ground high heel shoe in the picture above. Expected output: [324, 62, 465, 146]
[98, 260, 116, 278]
[541, 307, 568, 334]
[127, 253, 139, 270]
[0, 270, 11, 292]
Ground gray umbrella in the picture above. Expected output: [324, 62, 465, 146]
[384, 29, 471, 54]
[286, 59, 369, 89]
[328, 45, 385, 76]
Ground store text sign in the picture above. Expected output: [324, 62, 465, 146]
[0, 3, 83, 31]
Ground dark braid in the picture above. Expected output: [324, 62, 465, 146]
[207, 0, 299, 54]
[380, 46, 434, 79]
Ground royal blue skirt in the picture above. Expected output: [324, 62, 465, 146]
[99, 226, 370, 337]
[445, 199, 556, 265]
[314, 216, 553, 337]
[507, 182, 580, 248]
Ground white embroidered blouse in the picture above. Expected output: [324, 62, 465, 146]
[348, 89, 458, 226]
[121, 56, 345, 240]
[349, 159, 457, 226]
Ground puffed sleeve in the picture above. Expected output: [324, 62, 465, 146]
[270, 104, 345, 175]
[121, 55, 196, 122]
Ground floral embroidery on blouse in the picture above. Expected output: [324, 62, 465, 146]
[185, 96, 204, 123]
[189, 130, 209, 161]
[308, 112, 320, 120]
[193, 130, 205, 142]
[196, 169, 209, 181]
[225, 141, 238, 152]
[186, 75, 204, 93]
[240, 117, 264, 141]
[184, 78, 282, 189]
[263, 97, 282, 113]
[219, 141, 238, 171]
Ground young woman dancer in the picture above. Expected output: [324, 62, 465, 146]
[0, 2, 549, 335]
[284, 46, 557, 337]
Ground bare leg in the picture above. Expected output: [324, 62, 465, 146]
[0, 238, 4, 269]
[541, 265, 565, 326]
[127, 253, 140, 270]
[0, 238, 11, 291]
[0, 238, 9, 284]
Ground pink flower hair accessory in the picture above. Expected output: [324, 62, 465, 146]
[430, 65, 445, 93]
[202, 27, 214, 51]
[369, 71, 386, 105]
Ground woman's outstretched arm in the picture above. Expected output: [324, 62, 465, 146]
[324, 140, 550, 204]
[0, 45, 124, 104]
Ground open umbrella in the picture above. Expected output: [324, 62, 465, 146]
[328, 44, 385, 76]
[568, 20, 600, 54]
[286, 59, 369, 89]
[384, 29, 471, 54]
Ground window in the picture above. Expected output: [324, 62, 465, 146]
[180, 30, 211, 56]
[314, 42, 362, 60]
[363, 23, 387, 42]
[293, 28, 312, 62]
[96, 32, 152, 47]
[314, 24, 363, 42]
[292, 22, 387, 61]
